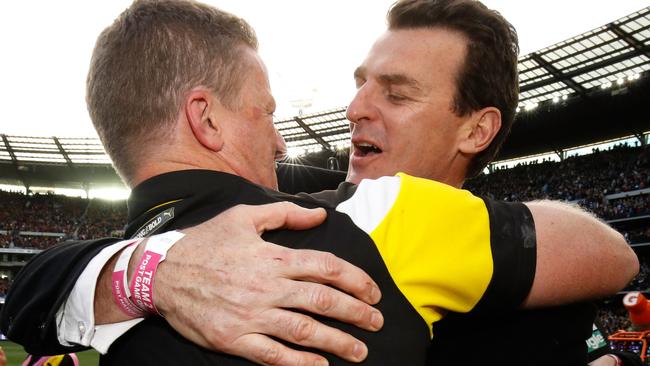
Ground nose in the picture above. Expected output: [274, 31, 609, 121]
[274, 128, 287, 161]
[346, 84, 377, 127]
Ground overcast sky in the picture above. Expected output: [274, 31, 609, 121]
[0, 1, 647, 138]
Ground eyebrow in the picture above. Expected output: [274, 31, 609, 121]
[353, 66, 366, 80]
[378, 74, 423, 93]
[263, 94, 276, 113]
[354, 66, 424, 93]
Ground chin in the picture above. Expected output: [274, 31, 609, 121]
[346, 169, 386, 185]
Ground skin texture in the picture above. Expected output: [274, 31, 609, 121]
[346, 29, 492, 187]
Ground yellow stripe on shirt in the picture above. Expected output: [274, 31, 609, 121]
[367, 173, 493, 336]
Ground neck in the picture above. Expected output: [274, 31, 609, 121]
[437, 173, 465, 189]
[129, 149, 236, 188]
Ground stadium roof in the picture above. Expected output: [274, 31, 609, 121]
[518, 6, 650, 108]
[1, 6, 649, 189]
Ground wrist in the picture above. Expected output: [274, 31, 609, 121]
[127, 231, 185, 316]
[112, 240, 146, 318]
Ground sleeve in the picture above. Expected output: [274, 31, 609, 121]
[58, 240, 144, 354]
[0, 237, 120, 355]
[336, 173, 536, 332]
[472, 198, 537, 312]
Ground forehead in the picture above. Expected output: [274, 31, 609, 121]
[360, 28, 468, 90]
[239, 48, 275, 106]
[240, 48, 270, 89]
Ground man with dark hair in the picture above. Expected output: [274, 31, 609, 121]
[347, 1, 620, 364]
[347, 0, 519, 185]
[1, 1, 638, 366]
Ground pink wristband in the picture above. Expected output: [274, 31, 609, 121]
[112, 240, 146, 318]
[129, 231, 184, 316]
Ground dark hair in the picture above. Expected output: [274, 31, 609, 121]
[86, 0, 258, 184]
[388, 0, 519, 178]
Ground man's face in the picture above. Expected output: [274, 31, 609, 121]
[218, 48, 285, 190]
[346, 28, 472, 186]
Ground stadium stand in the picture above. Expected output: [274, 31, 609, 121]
[0, 191, 125, 249]
[1, 143, 649, 245]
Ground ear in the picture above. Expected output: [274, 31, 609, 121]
[458, 107, 501, 155]
[185, 89, 224, 152]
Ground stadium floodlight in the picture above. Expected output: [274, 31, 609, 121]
[287, 147, 304, 159]
[562, 95, 568, 101]
[515, 107, 521, 113]
[600, 81, 612, 90]
[617, 78, 625, 86]
[552, 96, 560, 103]
[524, 103, 538, 111]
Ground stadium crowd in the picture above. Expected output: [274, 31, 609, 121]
[0, 143, 649, 248]
[0, 191, 126, 249]
[597, 303, 634, 335]
[466, 143, 650, 202]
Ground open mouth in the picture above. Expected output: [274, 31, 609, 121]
[354, 142, 382, 157]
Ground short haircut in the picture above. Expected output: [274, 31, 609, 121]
[388, 0, 519, 178]
[86, 0, 258, 183]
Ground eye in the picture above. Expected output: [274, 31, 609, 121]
[387, 93, 407, 103]
[354, 77, 366, 89]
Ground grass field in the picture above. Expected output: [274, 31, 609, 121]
[0, 341, 99, 366]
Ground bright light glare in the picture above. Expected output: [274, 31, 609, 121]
[334, 141, 349, 151]
[524, 103, 538, 111]
[287, 147, 304, 159]
[89, 188, 130, 201]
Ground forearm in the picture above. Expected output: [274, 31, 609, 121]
[94, 244, 139, 324]
[523, 200, 638, 307]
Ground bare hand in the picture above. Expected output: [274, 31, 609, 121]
[152, 202, 384, 366]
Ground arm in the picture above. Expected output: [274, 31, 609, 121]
[523, 200, 639, 307]
[336, 174, 636, 316]
[95, 202, 381, 365]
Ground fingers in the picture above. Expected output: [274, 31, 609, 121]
[282, 249, 382, 305]
[259, 309, 368, 363]
[242, 202, 327, 232]
[232, 333, 330, 366]
[281, 280, 383, 332]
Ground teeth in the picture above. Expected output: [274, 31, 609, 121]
[357, 142, 378, 149]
